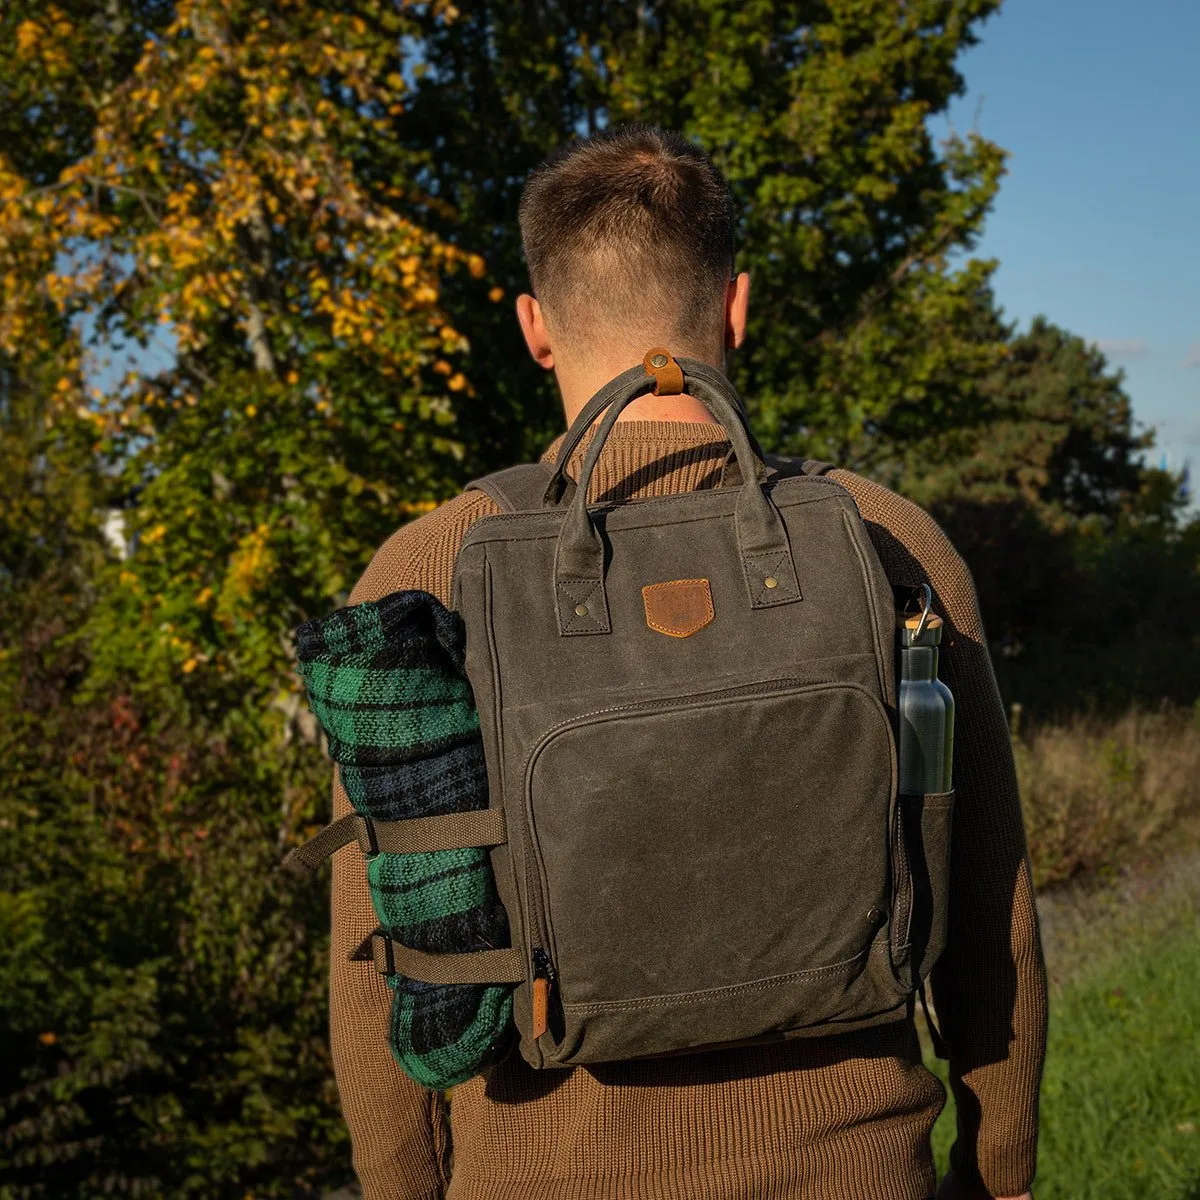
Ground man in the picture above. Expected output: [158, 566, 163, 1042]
[329, 125, 1046, 1200]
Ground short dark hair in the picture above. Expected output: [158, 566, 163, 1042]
[518, 124, 736, 351]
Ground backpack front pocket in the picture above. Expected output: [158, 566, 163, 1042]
[518, 678, 904, 1065]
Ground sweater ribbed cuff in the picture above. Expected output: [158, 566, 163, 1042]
[951, 1133, 1037, 1198]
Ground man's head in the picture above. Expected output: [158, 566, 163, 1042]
[516, 124, 749, 400]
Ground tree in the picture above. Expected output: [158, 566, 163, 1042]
[906, 313, 1158, 521]
[397, 0, 1008, 473]
[1, 1, 484, 1191]
[901, 308, 1198, 715]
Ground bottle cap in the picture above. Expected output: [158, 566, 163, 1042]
[899, 613, 943, 631]
[898, 611, 943, 647]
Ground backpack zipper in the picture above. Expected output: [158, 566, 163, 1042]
[891, 798, 914, 974]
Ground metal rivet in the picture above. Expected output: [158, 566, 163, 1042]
[763, 576, 779, 589]
[574, 604, 589, 617]
[650, 353, 668, 368]
[867, 906, 884, 925]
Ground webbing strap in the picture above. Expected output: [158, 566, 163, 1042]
[372, 808, 507, 854]
[281, 813, 359, 876]
[352, 931, 526, 984]
[281, 808, 507, 877]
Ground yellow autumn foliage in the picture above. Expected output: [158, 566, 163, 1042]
[225, 523, 276, 603]
[0, 0, 494, 417]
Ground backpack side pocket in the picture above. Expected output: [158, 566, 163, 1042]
[898, 790, 955, 984]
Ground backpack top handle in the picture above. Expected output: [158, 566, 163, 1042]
[550, 349, 801, 637]
[544, 355, 760, 506]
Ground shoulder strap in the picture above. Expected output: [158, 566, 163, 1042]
[464, 461, 554, 514]
[801, 458, 836, 476]
[755, 453, 837, 481]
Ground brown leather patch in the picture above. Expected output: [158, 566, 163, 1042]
[642, 578, 714, 638]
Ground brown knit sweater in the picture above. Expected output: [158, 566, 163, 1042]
[329, 420, 1047, 1200]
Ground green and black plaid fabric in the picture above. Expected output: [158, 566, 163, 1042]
[295, 590, 514, 1088]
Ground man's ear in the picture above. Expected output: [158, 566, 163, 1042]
[725, 272, 751, 352]
[516, 294, 555, 370]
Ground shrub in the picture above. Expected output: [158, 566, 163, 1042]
[1017, 708, 1200, 888]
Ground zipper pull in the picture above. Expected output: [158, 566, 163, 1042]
[531, 948, 553, 1040]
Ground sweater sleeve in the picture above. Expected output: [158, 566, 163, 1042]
[327, 490, 499, 1200]
[832, 469, 1048, 1197]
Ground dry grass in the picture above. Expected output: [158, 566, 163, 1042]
[1016, 706, 1200, 889]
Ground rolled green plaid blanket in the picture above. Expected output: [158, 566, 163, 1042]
[294, 590, 514, 1088]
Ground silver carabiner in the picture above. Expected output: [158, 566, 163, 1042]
[912, 583, 933, 641]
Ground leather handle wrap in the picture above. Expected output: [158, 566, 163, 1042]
[643, 346, 684, 395]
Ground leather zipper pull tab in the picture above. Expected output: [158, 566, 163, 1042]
[531, 949, 552, 1039]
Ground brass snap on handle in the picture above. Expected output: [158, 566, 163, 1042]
[649, 353, 668, 368]
[763, 576, 779, 589]
[574, 604, 589, 617]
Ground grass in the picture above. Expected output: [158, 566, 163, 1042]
[929, 853, 1200, 1198]
[1015, 707, 1200, 889]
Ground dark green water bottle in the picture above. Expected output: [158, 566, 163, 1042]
[897, 596, 955, 795]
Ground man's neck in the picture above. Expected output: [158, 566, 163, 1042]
[555, 350, 724, 427]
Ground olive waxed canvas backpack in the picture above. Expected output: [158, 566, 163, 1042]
[288, 350, 954, 1076]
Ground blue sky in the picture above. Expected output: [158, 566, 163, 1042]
[931, 0, 1200, 485]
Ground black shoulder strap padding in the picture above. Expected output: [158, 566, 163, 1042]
[464, 461, 554, 514]
[760, 454, 836, 481]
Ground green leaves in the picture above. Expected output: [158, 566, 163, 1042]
[398, 0, 1010, 469]
[1, 0, 1194, 1192]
